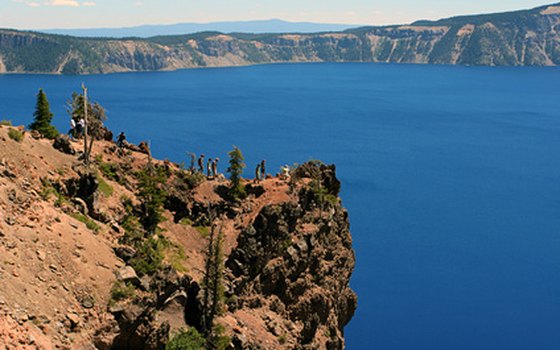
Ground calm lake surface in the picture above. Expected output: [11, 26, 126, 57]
[1, 63, 560, 350]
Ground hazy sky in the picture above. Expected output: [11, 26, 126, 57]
[1, 0, 556, 29]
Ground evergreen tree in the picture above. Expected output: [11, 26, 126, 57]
[201, 222, 226, 350]
[29, 89, 59, 139]
[207, 228, 225, 349]
[166, 328, 205, 350]
[226, 146, 246, 200]
[136, 163, 168, 235]
[201, 222, 216, 334]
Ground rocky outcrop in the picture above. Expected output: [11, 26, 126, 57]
[227, 164, 357, 349]
[0, 55, 6, 73]
[98, 266, 193, 350]
[53, 135, 76, 155]
[0, 125, 357, 349]
[0, 3, 559, 74]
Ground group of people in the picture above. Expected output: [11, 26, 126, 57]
[71, 121, 284, 184]
[68, 117, 85, 139]
[188, 153, 272, 183]
[190, 153, 221, 179]
[254, 159, 267, 182]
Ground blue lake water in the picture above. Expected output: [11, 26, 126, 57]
[1, 63, 560, 349]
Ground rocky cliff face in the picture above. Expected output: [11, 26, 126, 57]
[0, 125, 356, 349]
[226, 164, 356, 349]
[0, 3, 559, 74]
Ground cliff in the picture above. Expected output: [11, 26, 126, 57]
[0, 124, 356, 349]
[0, 3, 559, 74]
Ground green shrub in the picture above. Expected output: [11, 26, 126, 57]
[311, 180, 338, 208]
[40, 178, 60, 201]
[281, 239, 292, 252]
[195, 226, 210, 238]
[166, 243, 188, 273]
[0, 120, 12, 126]
[40, 178, 70, 206]
[121, 214, 145, 246]
[54, 193, 68, 207]
[166, 328, 205, 350]
[209, 324, 231, 350]
[96, 157, 113, 176]
[71, 213, 101, 233]
[98, 158, 126, 185]
[129, 237, 164, 276]
[179, 218, 193, 226]
[99, 162, 118, 180]
[136, 165, 168, 234]
[97, 174, 114, 197]
[111, 281, 135, 302]
[8, 128, 24, 142]
[278, 334, 288, 345]
[177, 170, 206, 189]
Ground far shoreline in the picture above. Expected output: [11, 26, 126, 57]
[2, 60, 560, 78]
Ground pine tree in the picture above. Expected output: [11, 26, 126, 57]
[208, 227, 225, 331]
[136, 162, 168, 235]
[226, 146, 246, 200]
[201, 221, 226, 350]
[201, 223, 216, 334]
[29, 89, 59, 139]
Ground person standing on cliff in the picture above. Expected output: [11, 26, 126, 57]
[189, 153, 196, 173]
[212, 158, 219, 178]
[207, 158, 213, 178]
[78, 118, 85, 137]
[74, 118, 84, 138]
[116, 132, 126, 148]
[260, 160, 266, 180]
[198, 154, 205, 173]
[255, 163, 261, 183]
[280, 164, 291, 180]
[68, 118, 76, 139]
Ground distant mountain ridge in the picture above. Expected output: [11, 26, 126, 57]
[40, 19, 361, 38]
[1, 3, 559, 74]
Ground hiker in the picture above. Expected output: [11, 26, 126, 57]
[207, 158, 213, 178]
[78, 118, 85, 136]
[280, 165, 291, 180]
[255, 163, 261, 183]
[68, 118, 76, 139]
[212, 158, 219, 178]
[198, 154, 205, 173]
[260, 160, 266, 180]
[75, 118, 84, 137]
[116, 132, 126, 148]
[189, 153, 196, 173]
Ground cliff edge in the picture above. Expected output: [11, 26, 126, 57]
[0, 124, 356, 349]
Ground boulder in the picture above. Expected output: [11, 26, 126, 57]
[66, 313, 80, 330]
[80, 295, 95, 309]
[114, 246, 136, 263]
[116, 266, 140, 286]
[53, 135, 76, 155]
[111, 305, 170, 350]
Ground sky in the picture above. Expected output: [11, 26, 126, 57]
[1, 0, 556, 30]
